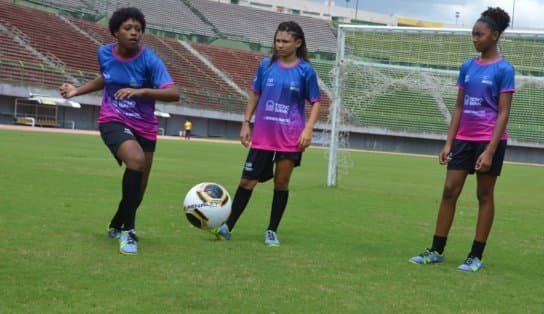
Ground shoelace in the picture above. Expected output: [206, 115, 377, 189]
[266, 231, 276, 241]
[420, 249, 433, 257]
[463, 257, 474, 265]
[127, 232, 138, 243]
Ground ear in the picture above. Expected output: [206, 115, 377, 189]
[492, 30, 500, 41]
[295, 38, 302, 48]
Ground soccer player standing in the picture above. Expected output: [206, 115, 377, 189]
[213, 21, 321, 246]
[59, 7, 179, 255]
[409, 7, 514, 272]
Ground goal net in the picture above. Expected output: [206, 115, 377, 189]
[326, 25, 544, 186]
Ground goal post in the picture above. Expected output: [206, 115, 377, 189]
[326, 25, 544, 186]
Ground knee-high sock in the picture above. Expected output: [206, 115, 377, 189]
[110, 169, 143, 231]
[226, 186, 253, 231]
[267, 190, 289, 232]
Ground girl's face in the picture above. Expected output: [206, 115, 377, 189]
[472, 21, 499, 53]
[115, 18, 143, 51]
[274, 31, 301, 60]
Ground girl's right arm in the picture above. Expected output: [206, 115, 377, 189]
[440, 89, 464, 164]
[240, 92, 259, 148]
[59, 76, 104, 99]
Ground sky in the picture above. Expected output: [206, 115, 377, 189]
[312, 0, 544, 30]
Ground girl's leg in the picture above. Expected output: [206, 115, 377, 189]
[225, 178, 258, 231]
[267, 159, 295, 232]
[114, 140, 146, 231]
[432, 169, 468, 253]
[467, 173, 498, 259]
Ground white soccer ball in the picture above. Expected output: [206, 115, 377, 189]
[183, 182, 232, 230]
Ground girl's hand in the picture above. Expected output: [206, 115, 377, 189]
[298, 127, 313, 151]
[115, 88, 143, 100]
[438, 145, 451, 165]
[475, 150, 493, 172]
[240, 123, 251, 147]
[59, 83, 78, 99]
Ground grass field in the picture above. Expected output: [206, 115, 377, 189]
[1, 129, 543, 313]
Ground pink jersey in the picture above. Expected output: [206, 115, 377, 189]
[250, 58, 321, 152]
[96, 43, 174, 140]
[455, 57, 515, 141]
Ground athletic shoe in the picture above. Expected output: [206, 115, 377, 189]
[107, 225, 121, 239]
[211, 224, 231, 240]
[264, 230, 280, 247]
[119, 230, 138, 255]
[457, 257, 483, 272]
[409, 248, 444, 264]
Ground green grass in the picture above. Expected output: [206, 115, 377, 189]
[1, 129, 543, 313]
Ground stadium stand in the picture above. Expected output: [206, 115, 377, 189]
[191, 42, 330, 121]
[0, 1, 99, 73]
[187, 0, 336, 53]
[191, 42, 263, 92]
[67, 16, 111, 44]
[92, 0, 216, 38]
[0, 18, 66, 87]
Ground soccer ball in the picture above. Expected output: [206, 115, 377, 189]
[183, 182, 232, 230]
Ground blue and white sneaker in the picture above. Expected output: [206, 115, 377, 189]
[119, 230, 138, 255]
[264, 230, 280, 247]
[409, 248, 444, 264]
[212, 224, 231, 240]
[457, 257, 483, 272]
[107, 225, 121, 239]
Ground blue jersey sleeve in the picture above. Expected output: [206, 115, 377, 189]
[498, 62, 515, 92]
[251, 58, 269, 93]
[456, 58, 472, 88]
[146, 50, 174, 88]
[305, 66, 321, 103]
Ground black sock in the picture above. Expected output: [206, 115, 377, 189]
[469, 240, 486, 259]
[112, 168, 143, 231]
[431, 235, 447, 254]
[226, 186, 253, 231]
[267, 190, 289, 232]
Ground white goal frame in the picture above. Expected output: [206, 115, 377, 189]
[327, 24, 544, 187]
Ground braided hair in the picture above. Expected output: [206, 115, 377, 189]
[270, 21, 309, 65]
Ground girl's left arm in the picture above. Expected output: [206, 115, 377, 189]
[298, 101, 321, 150]
[475, 92, 513, 171]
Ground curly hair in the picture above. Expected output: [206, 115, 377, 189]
[109, 7, 146, 37]
[479, 7, 510, 33]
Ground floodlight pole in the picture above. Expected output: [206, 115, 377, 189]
[354, 0, 359, 20]
[512, 0, 516, 29]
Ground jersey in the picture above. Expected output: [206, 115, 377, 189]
[455, 57, 515, 141]
[250, 57, 321, 152]
[96, 43, 175, 140]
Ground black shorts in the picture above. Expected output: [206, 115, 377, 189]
[99, 121, 156, 165]
[241, 148, 302, 182]
[447, 139, 507, 176]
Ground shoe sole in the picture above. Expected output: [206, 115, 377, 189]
[408, 259, 444, 265]
[209, 230, 230, 240]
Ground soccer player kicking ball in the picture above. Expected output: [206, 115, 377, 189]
[212, 21, 321, 246]
[59, 7, 179, 255]
[409, 7, 515, 272]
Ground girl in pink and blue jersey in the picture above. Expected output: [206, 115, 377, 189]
[59, 7, 179, 255]
[213, 21, 321, 246]
[410, 7, 514, 272]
